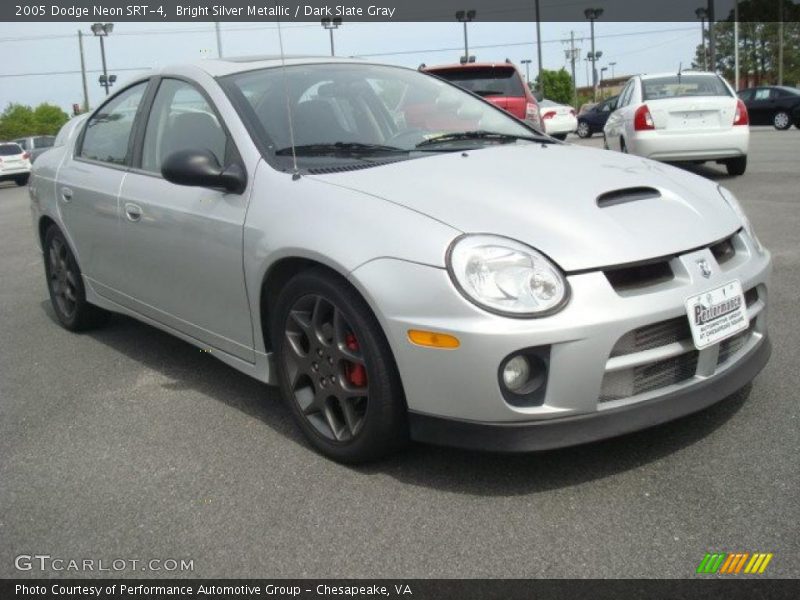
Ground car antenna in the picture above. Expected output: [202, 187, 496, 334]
[276, 18, 300, 180]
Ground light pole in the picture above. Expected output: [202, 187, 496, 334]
[600, 67, 608, 96]
[455, 10, 476, 64]
[91, 22, 114, 96]
[521, 59, 532, 85]
[609, 61, 617, 79]
[321, 17, 342, 57]
[586, 51, 603, 100]
[695, 7, 708, 70]
[584, 8, 603, 101]
[534, 0, 543, 93]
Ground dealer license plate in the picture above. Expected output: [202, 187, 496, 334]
[685, 280, 749, 349]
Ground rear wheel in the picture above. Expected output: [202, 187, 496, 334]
[552, 133, 567, 141]
[773, 111, 791, 130]
[15, 175, 29, 186]
[620, 137, 628, 153]
[725, 156, 747, 176]
[576, 121, 591, 138]
[272, 268, 407, 463]
[43, 226, 110, 331]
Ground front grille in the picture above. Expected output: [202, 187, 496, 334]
[610, 316, 691, 357]
[605, 260, 674, 292]
[600, 351, 699, 402]
[717, 321, 756, 366]
[710, 235, 737, 265]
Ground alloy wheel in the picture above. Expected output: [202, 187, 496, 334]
[48, 237, 78, 319]
[577, 122, 590, 138]
[774, 111, 790, 130]
[283, 294, 369, 443]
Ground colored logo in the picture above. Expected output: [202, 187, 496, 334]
[696, 552, 773, 574]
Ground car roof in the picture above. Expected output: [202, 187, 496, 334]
[424, 62, 519, 71]
[639, 71, 718, 80]
[164, 55, 369, 78]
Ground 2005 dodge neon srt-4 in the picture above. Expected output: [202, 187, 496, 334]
[30, 57, 771, 462]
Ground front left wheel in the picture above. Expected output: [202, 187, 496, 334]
[271, 268, 408, 463]
[43, 226, 110, 331]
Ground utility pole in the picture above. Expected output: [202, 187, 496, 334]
[534, 0, 543, 93]
[521, 59, 532, 84]
[321, 17, 342, 57]
[584, 8, 603, 101]
[214, 22, 223, 58]
[455, 10, 476, 63]
[734, 1, 740, 89]
[778, 0, 784, 85]
[77, 30, 89, 112]
[609, 61, 616, 79]
[707, 0, 716, 71]
[695, 7, 708, 70]
[563, 31, 580, 109]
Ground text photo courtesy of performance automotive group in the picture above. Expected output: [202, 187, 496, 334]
[1, 0, 799, 593]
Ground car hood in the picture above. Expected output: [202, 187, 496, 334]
[311, 143, 741, 272]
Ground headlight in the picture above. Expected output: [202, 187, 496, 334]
[717, 186, 763, 253]
[446, 234, 568, 317]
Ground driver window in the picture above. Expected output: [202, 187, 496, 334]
[141, 79, 227, 173]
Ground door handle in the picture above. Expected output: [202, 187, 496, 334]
[124, 202, 143, 222]
[60, 187, 73, 203]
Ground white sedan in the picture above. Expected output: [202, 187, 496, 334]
[0, 142, 32, 186]
[538, 99, 577, 140]
[603, 71, 749, 175]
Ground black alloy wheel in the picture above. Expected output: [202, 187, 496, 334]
[272, 268, 407, 462]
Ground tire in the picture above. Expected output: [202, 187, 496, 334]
[725, 156, 747, 176]
[271, 268, 408, 463]
[15, 175, 29, 186]
[773, 111, 791, 130]
[576, 121, 591, 138]
[552, 133, 567, 141]
[43, 226, 110, 331]
[602, 133, 609, 150]
[620, 137, 628, 153]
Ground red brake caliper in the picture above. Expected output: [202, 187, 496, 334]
[344, 333, 367, 388]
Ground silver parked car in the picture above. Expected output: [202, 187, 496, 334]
[30, 57, 771, 462]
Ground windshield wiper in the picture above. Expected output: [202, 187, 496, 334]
[275, 142, 407, 156]
[415, 130, 552, 148]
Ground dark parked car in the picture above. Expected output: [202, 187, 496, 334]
[576, 95, 618, 138]
[737, 86, 800, 130]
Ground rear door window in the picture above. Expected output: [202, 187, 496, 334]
[429, 67, 525, 98]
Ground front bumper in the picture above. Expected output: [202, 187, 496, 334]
[409, 335, 770, 451]
[350, 228, 770, 429]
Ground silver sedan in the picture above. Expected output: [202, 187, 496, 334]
[29, 57, 771, 462]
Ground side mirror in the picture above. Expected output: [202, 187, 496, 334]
[161, 149, 246, 194]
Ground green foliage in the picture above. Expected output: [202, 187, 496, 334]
[0, 102, 69, 139]
[692, 0, 800, 87]
[533, 68, 575, 105]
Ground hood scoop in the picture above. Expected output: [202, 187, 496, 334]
[597, 186, 661, 208]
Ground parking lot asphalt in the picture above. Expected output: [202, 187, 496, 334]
[0, 127, 798, 579]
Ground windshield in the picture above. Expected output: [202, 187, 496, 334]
[642, 75, 731, 101]
[223, 63, 538, 168]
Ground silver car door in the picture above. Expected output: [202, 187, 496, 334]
[56, 81, 149, 295]
[115, 78, 255, 362]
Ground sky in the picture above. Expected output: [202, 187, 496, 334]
[0, 21, 703, 111]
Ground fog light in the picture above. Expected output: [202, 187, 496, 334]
[502, 355, 530, 392]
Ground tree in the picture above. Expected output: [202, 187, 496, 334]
[32, 103, 70, 135]
[0, 102, 69, 139]
[692, 0, 800, 87]
[532, 68, 574, 105]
